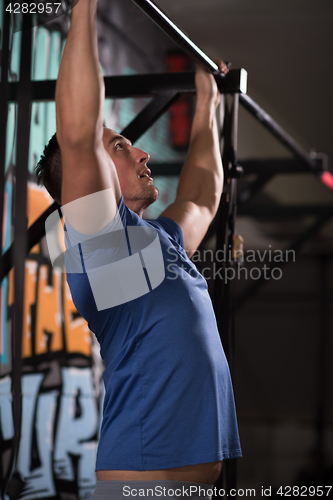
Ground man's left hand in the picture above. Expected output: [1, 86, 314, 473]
[195, 57, 229, 109]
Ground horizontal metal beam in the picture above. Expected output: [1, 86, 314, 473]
[237, 204, 333, 218]
[104, 70, 247, 97]
[8, 70, 247, 102]
[149, 162, 183, 176]
[240, 157, 327, 175]
[148, 156, 327, 177]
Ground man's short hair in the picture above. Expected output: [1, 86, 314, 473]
[35, 133, 62, 205]
[35, 123, 108, 205]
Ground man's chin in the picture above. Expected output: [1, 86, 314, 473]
[125, 186, 159, 213]
[151, 186, 159, 202]
[145, 186, 159, 207]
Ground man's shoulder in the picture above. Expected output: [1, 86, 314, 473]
[147, 215, 184, 250]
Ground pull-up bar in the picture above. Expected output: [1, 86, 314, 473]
[132, 0, 332, 190]
[132, 0, 221, 74]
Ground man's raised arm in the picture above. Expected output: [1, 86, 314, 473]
[160, 59, 227, 257]
[55, 0, 121, 232]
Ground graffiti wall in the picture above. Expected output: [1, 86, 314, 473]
[0, 15, 106, 497]
[1, 180, 105, 500]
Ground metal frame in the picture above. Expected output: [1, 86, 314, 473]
[1, 68, 246, 282]
[1, 10, 34, 499]
[8, 69, 248, 101]
[1, 0, 332, 498]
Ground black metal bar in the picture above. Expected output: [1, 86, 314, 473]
[0, 6, 12, 497]
[237, 204, 333, 218]
[240, 157, 327, 175]
[149, 162, 183, 176]
[8, 70, 247, 102]
[223, 97, 239, 498]
[113, 70, 248, 97]
[120, 91, 180, 143]
[146, 156, 327, 177]
[0, 1, 11, 294]
[239, 94, 317, 173]
[6, 13, 33, 498]
[235, 211, 333, 310]
[132, 0, 221, 74]
[214, 98, 235, 362]
[213, 95, 239, 498]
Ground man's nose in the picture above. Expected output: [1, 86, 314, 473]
[134, 148, 150, 163]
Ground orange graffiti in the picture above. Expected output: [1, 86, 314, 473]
[7, 183, 92, 359]
[27, 182, 54, 254]
[22, 261, 38, 358]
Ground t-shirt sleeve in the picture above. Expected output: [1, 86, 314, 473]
[64, 196, 126, 248]
[64, 196, 127, 274]
[154, 216, 185, 249]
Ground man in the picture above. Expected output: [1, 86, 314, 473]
[36, 0, 242, 497]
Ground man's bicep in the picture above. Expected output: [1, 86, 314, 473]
[61, 143, 122, 234]
[160, 200, 212, 257]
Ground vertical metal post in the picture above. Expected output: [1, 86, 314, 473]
[0, 2, 11, 286]
[0, 7, 11, 496]
[214, 94, 239, 364]
[213, 94, 239, 498]
[0, 6, 13, 496]
[5, 13, 33, 498]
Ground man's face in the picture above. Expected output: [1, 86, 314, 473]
[102, 128, 158, 215]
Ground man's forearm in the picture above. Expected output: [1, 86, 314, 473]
[176, 97, 224, 216]
[55, 0, 104, 147]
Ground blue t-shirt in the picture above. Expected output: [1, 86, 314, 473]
[65, 197, 241, 471]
